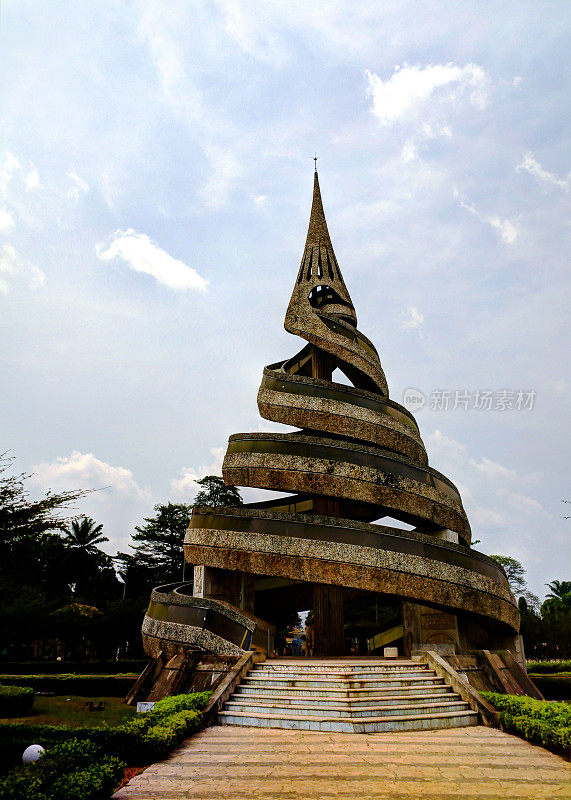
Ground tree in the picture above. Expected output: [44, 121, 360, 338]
[0, 453, 92, 601]
[0, 453, 90, 545]
[193, 476, 243, 507]
[489, 555, 539, 609]
[64, 516, 108, 551]
[62, 517, 119, 605]
[118, 502, 193, 589]
[545, 580, 571, 600]
[542, 580, 571, 617]
[0, 453, 116, 657]
[117, 477, 243, 596]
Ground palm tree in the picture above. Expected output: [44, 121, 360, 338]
[63, 517, 112, 603]
[64, 516, 108, 552]
[545, 580, 571, 600]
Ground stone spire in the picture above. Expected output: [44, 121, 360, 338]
[288, 170, 357, 327]
[304, 169, 335, 252]
[284, 169, 388, 395]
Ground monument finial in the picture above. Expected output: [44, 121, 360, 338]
[281, 168, 396, 395]
[313, 153, 319, 171]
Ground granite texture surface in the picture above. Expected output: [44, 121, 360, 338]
[184, 525, 518, 631]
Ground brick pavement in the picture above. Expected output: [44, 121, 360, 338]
[113, 724, 571, 799]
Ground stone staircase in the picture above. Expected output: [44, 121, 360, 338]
[218, 659, 479, 733]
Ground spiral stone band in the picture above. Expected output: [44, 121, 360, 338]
[143, 169, 519, 662]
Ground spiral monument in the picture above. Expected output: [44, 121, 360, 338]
[142, 170, 520, 666]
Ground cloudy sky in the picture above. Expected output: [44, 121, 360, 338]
[1, 1, 569, 600]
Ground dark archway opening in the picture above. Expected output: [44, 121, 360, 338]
[254, 577, 404, 657]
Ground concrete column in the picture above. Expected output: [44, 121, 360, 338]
[310, 346, 344, 656]
[313, 583, 345, 656]
[193, 565, 255, 614]
[402, 601, 459, 656]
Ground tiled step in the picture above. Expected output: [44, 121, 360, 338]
[218, 708, 479, 733]
[255, 665, 430, 675]
[219, 659, 479, 733]
[236, 684, 454, 698]
[224, 700, 471, 719]
[242, 675, 445, 689]
[269, 660, 423, 665]
[233, 691, 455, 707]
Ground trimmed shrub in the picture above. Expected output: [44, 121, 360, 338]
[0, 675, 135, 697]
[482, 691, 571, 755]
[148, 692, 210, 719]
[0, 693, 211, 797]
[0, 661, 146, 676]
[0, 738, 125, 800]
[527, 660, 571, 675]
[0, 686, 35, 717]
[0, 691, 211, 767]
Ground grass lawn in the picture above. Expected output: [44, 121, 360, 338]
[0, 695, 137, 728]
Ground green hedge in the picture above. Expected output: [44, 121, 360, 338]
[481, 692, 571, 755]
[527, 660, 571, 674]
[0, 686, 35, 717]
[0, 738, 125, 800]
[0, 661, 147, 675]
[0, 692, 210, 798]
[0, 691, 210, 766]
[0, 675, 135, 697]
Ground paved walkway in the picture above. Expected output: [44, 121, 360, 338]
[114, 724, 571, 799]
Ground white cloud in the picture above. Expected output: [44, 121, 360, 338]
[100, 169, 118, 211]
[454, 188, 520, 243]
[25, 164, 42, 190]
[30, 450, 150, 501]
[252, 193, 267, 206]
[170, 447, 225, 498]
[487, 216, 519, 244]
[27, 264, 46, 289]
[496, 488, 546, 515]
[366, 62, 489, 127]
[424, 431, 548, 556]
[471, 505, 509, 528]
[0, 245, 16, 294]
[401, 139, 418, 163]
[138, 18, 202, 122]
[426, 430, 468, 468]
[96, 229, 209, 292]
[138, 12, 241, 210]
[402, 305, 424, 329]
[401, 123, 452, 162]
[0, 209, 14, 232]
[218, 0, 288, 66]
[0, 152, 20, 195]
[67, 170, 89, 202]
[516, 152, 569, 192]
[422, 123, 452, 138]
[0, 244, 45, 294]
[199, 146, 243, 210]
[469, 456, 516, 480]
